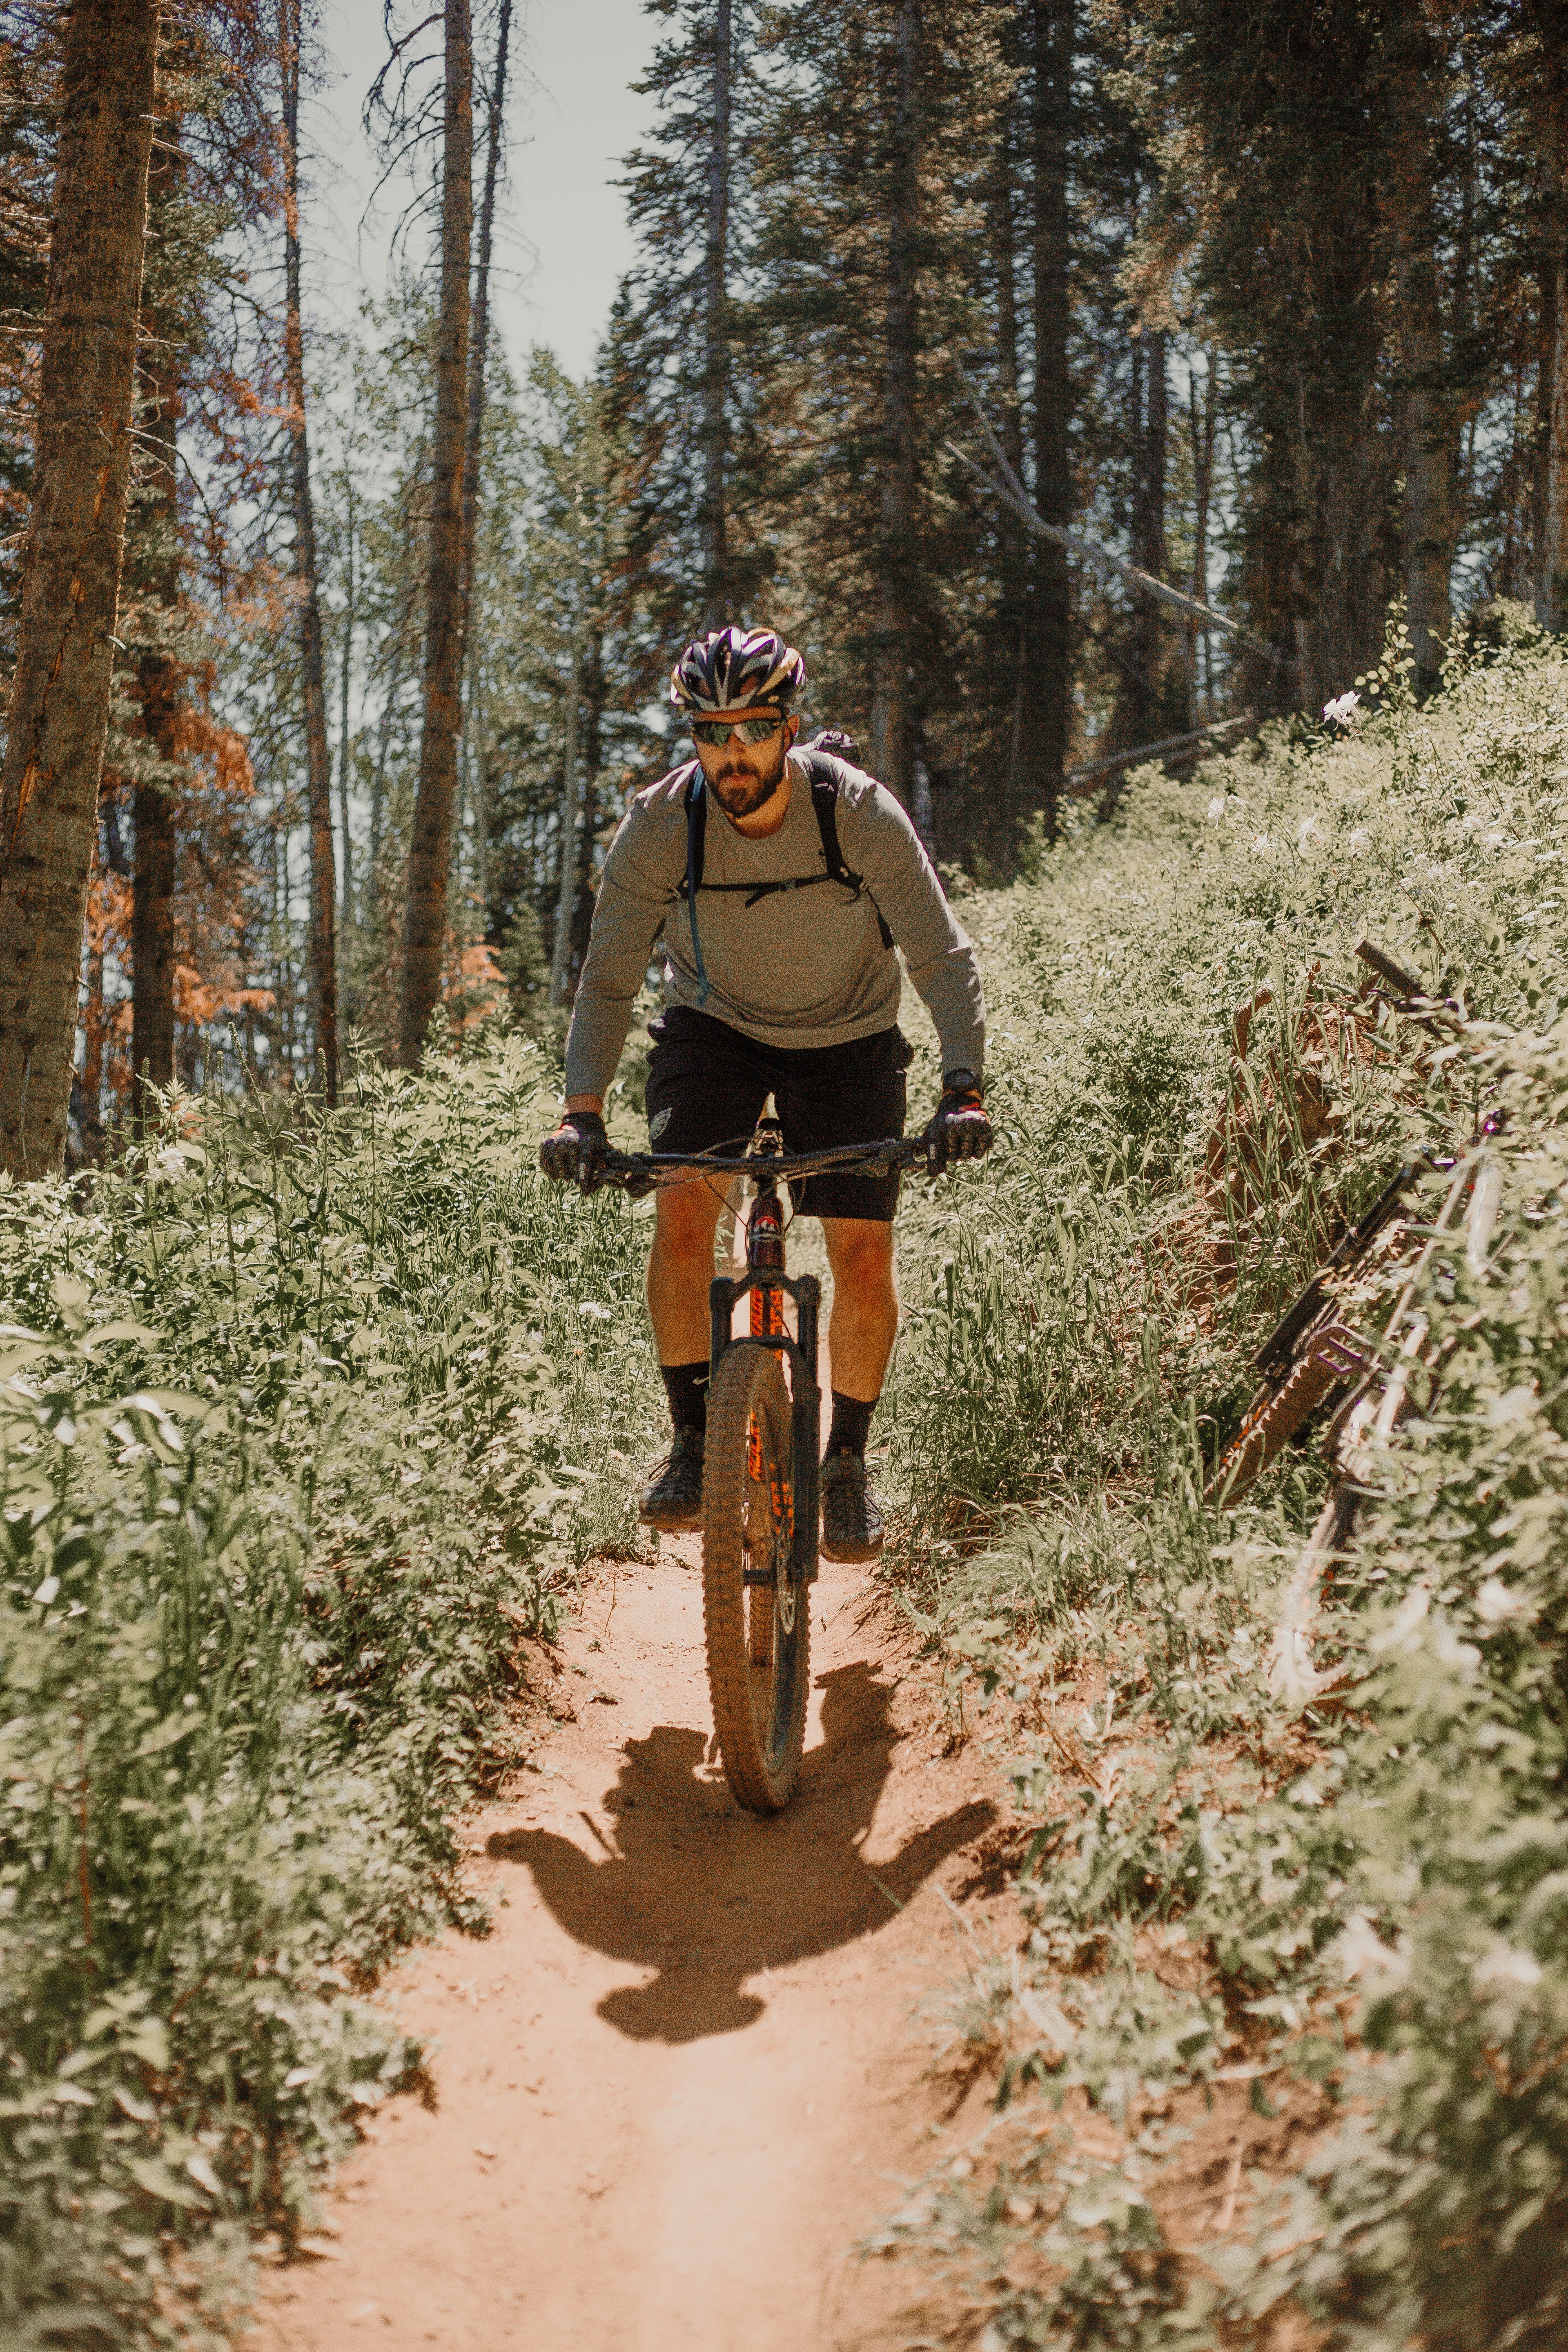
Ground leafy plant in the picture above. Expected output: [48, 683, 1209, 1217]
[0, 1029, 658, 2340]
[873, 626, 1568, 2347]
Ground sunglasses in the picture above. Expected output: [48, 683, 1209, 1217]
[690, 713, 786, 748]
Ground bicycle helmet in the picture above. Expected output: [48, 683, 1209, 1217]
[669, 626, 807, 714]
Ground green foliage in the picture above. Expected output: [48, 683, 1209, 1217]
[0, 1032, 658, 2340]
[875, 632, 1568, 2345]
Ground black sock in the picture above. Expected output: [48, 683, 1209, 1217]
[825, 1390, 876, 1461]
[661, 1359, 709, 1436]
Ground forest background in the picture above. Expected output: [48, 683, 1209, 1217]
[1, 0, 1565, 1149]
[4, 4, 1568, 2345]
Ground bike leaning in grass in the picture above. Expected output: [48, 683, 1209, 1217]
[539, 628, 991, 1781]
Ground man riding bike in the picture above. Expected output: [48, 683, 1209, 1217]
[539, 625, 991, 1561]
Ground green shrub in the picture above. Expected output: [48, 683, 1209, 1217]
[875, 627, 1568, 2347]
[0, 1031, 658, 2341]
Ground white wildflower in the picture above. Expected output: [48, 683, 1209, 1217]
[1323, 690, 1361, 726]
[1475, 1577, 1530, 1627]
[1206, 795, 1225, 822]
[1368, 1583, 1430, 1657]
[1347, 826, 1372, 856]
[1333, 1911, 1408, 1985]
[1474, 1942, 1542, 1991]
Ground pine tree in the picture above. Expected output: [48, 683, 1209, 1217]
[1387, 0, 1459, 693]
[458, 0, 511, 724]
[1128, 0, 1412, 709]
[128, 135, 181, 1124]
[280, 0, 339, 1097]
[0, 0, 160, 1176]
[0, 18, 54, 678]
[1024, 0, 1074, 831]
[398, 0, 473, 1066]
[752, 0, 1010, 814]
[1071, 40, 1187, 773]
[604, 0, 760, 690]
[1516, 0, 1568, 624]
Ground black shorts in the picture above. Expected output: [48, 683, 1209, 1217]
[644, 1007, 912, 1222]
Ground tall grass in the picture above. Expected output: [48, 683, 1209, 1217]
[0, 1031, 659, 2341]
[874, 615, 1568, 2347]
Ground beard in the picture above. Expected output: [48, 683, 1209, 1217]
[710, 732, 789, 818]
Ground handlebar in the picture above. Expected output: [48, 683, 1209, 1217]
[598, 1136, 928, 1198]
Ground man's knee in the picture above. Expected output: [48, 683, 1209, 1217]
[824, 1218, 895, 1296]
[654, 1186, 723, 1265]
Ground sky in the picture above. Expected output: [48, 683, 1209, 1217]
[310, 0, 659, 380]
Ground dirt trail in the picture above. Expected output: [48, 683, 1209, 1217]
[247, 1534, 1013, 2352]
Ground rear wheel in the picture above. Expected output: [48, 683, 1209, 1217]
[1204, 1350, 1342, 1505]
[702, 1343, 811, 1813]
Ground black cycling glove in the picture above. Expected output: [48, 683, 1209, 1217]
[539, 1109, 609, 1195]
[924, 1069, 993, 1176]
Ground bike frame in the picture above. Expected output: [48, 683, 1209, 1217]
[599, 1125, 926, 1583]
[706, 1120, 822, 1586]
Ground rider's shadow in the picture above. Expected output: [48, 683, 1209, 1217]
[486, 1661, 996, 2045]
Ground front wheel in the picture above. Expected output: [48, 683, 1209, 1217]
[702, 1343, 811, 1813]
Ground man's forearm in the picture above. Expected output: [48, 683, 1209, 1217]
[562, 987, 637, 1102]
[911, 945, 986, 1080]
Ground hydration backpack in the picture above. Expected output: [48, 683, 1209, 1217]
[676, 751, 894, 948]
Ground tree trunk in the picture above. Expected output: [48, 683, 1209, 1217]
[1539, 107, 1568, 628]
[1399, 246, 1452, 693]
[129, 341, 180, 1131]
[455, 0, 508, 944]
[570, 630, 604, 970]
[370, 459, 422, 880]
[281, 0, 339, 1100]
[1144, 332, 1169, 575]
[1187, 348, 1218, 724]
[80, 927, 105, 1165]
[1392, 38, 1454, 697]
[338, 481, 355, 943]
[1133, 328, 1172, 719]
[458, 0, 510, 680]
[870, 0, 919, 807]
[0, 0, 159, 1178]
[399, 0, 474, 1067]
[548, 625, 581, 1007]
[1022, 0, 1073, 841]
[131, 764, 175, 1119]
[988, 98, 1027, 862]
[699, 0, 732, 630]
[471, 643, 488, 905]
[130, 131, 183, 1128]
[1102, 319, 1175, 815]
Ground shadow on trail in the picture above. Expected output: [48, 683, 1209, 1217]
[486, 1661, 995, 2046]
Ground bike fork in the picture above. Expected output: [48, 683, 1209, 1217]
[710, 1234, 821, 1584]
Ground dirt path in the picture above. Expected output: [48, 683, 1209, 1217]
[247, 1535, 1013, 2352]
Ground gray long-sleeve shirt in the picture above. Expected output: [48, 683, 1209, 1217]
[562, 751, 986, 1100]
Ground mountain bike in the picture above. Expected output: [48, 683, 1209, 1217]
[599, 1123, 928, 1815]
[1203, 936, 1487, 1509]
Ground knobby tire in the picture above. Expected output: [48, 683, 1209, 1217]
[702, 1344, 811, 1813]
[1205, 1350, 1343, 1506]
